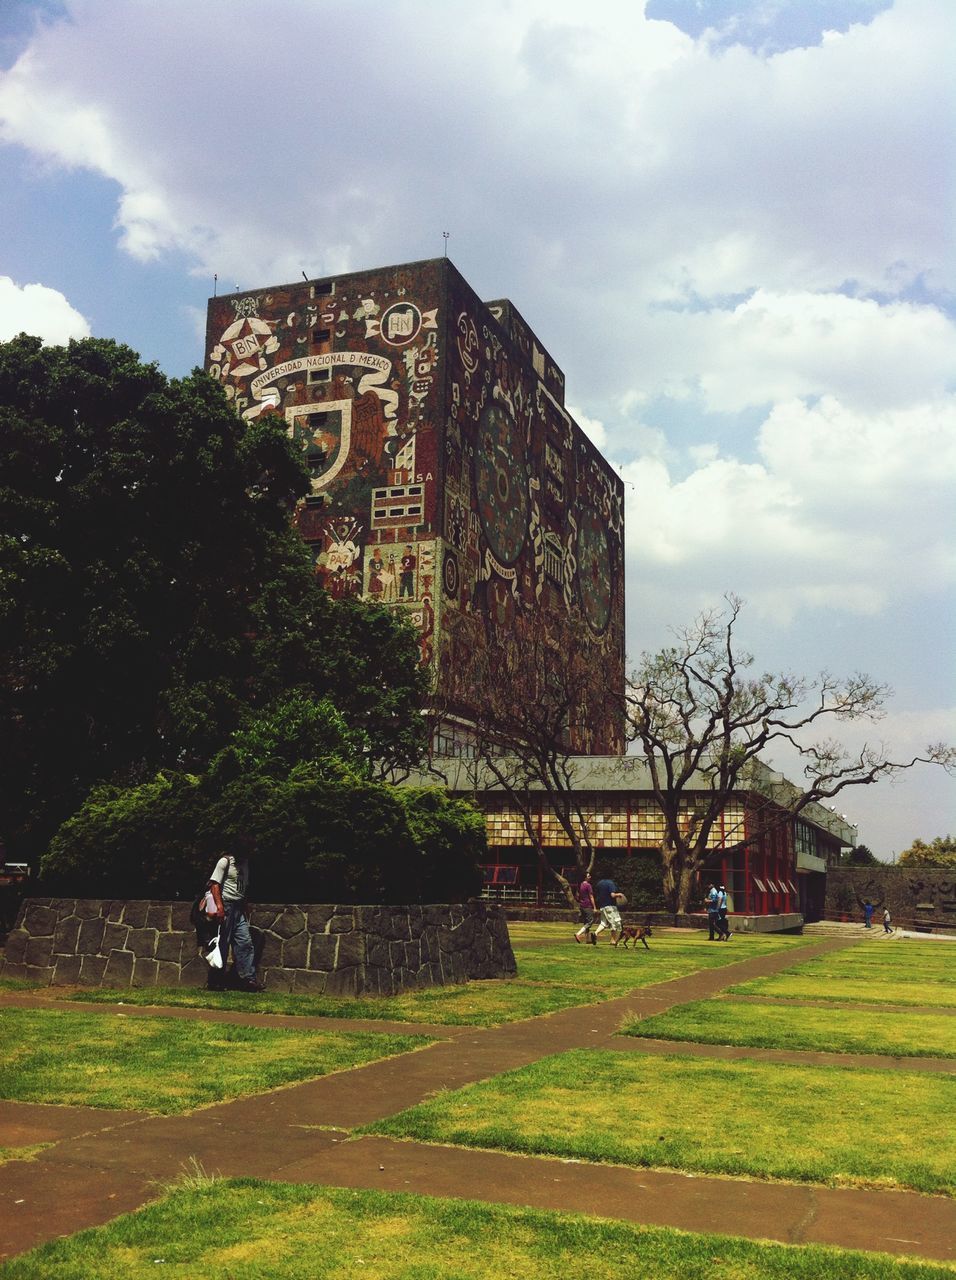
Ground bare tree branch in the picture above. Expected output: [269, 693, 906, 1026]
[626, 594, 954, 913]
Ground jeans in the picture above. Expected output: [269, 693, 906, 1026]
[221, 901, 256, 981]
[707, 911, 718, 940]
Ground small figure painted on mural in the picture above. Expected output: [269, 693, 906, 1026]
[328, 563, 349, 598]
[399, 545, 417, 598]
[368, 553, 384, 597]
[382, 553, 398, 602]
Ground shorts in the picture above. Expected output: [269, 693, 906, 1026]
[600, 905, 622, 930]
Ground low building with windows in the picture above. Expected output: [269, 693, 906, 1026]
[423, 756, 855, 927]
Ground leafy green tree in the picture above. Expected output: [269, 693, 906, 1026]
[0, 335, 428, 861]
[846, 844, 879, 865]
[42, 754, 483, 906]
[898, 835, 956, 868]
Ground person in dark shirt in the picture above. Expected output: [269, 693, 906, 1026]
[592, 876, 625, 946]
[399, 545, 416, 597]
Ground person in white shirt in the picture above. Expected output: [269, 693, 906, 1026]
[207, 840, 263, 991]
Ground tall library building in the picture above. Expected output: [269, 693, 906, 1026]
[206, 258, 852, 927]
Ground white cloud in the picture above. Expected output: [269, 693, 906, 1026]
[0, 276, 91, 343]
[621, 391, 956, 616]
[0, 0, 949, 316]
[628, 291, 956, 414]
[566, 403, 607, 450]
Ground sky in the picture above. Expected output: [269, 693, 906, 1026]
[0, 0, 953, 858]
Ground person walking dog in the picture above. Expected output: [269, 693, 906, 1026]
[592, 876, 626, 946]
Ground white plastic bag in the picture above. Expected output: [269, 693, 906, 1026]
[202, 932, 224, 969]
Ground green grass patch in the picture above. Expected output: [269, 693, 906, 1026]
[2, 1181, 953, 1279]
[0, 976, 36, 991]
[0, 1008, 429, 1113]
[0, 1143, 51, 1166]
[622, 998, 956, 1057]
[367, 1048, 956, 1196]
[730, 942, 956, 1009]
[63, 977, 595, 1026]
[59, 929, 813, 1026]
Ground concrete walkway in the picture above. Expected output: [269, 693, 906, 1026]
[1, 934, 954, 1265]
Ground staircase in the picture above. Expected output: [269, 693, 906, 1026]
[801, 920, 882, 938]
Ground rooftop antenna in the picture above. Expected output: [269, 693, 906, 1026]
[213, 272, 218, 297]
[443, 231, 449, 257]
[301, 271, 309, 282]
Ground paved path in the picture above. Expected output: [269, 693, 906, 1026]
[1, 934, 954, 1265]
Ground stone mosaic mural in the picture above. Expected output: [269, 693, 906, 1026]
[205, 259, 624, 751]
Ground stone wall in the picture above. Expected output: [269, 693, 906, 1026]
[826, 867, 956, 932]
[0, 898, 516, 994]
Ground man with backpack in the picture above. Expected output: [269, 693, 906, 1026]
[206, 838, 264, 991]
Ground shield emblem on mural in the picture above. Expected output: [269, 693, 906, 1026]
[288, 404, 350, 491]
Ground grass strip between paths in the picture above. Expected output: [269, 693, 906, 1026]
[0, 1007, 430, 1114]
[622, 997, 956, 1058]
[52, 931, 815, 1026]
[365, 1048, 956, 1197]
[1, 1181, 954, 1280]
[728, 942, 956, 1010]
[730, 974, 956, 1009]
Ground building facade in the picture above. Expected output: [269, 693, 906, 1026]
[423, 757, 855, 922]
[206, 258, 625, 754]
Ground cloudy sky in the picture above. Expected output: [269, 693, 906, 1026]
[1, 0, 953, 857]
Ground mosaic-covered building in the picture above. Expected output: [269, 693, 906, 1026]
[206, 258, 625, 754]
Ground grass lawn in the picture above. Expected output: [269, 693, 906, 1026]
[56, 928, 812, 1026]
[621, 997, 956, 1057]
[2, 1181, 953, 1280]
[729, 941, 956, 1009]
[0, 1008, 429, 1113]
[366, 1048, 956, 1196]
[61, 976, 594, 1026]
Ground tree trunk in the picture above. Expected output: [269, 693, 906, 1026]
[660, 841, 697, 915]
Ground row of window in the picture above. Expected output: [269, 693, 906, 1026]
[486, 802, 746, 850]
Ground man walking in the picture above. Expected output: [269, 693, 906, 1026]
[207, 838, 264, 991]
[592, 875, 626, 946]
[574, 875, 597, 944]
[705, 882, 719, 940]
[716, 884, 732, 940]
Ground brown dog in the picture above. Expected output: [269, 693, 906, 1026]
[617, 924, 652, 950]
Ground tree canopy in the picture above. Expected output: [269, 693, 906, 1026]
[844, 844, 879, 866]
[625, 594, 954, 913]
[898, 835, 956, 868]
[0, 335, 428, 861]
[41, 695, 483, 904]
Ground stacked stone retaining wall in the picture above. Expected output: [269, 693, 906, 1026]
[0, 898, 516, 995]
[826, 867, 956, 932]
